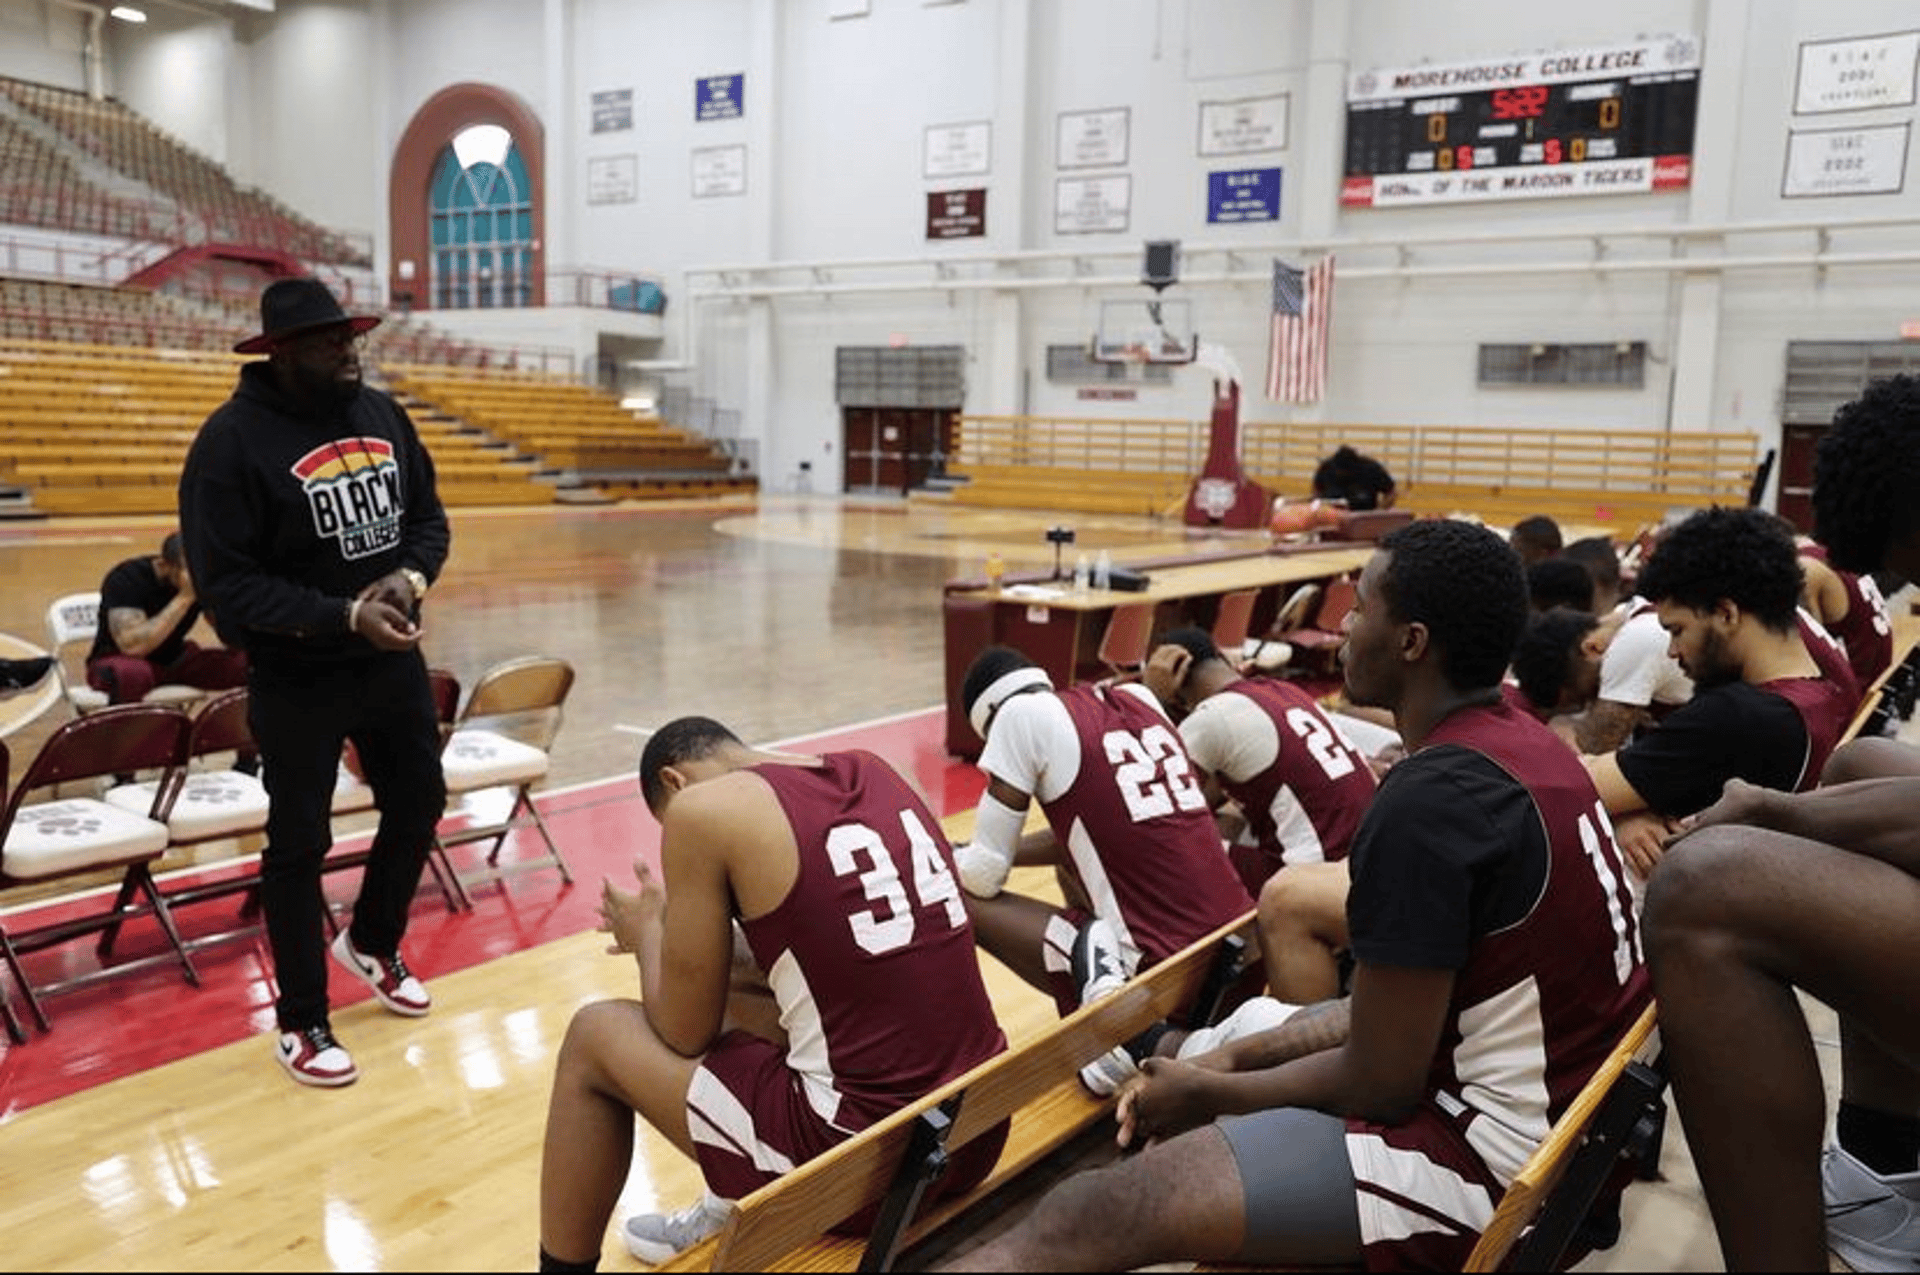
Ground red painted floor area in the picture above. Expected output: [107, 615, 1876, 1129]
[0, 706, 983, 1122]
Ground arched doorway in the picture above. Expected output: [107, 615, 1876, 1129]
[389, 83, 545, 313]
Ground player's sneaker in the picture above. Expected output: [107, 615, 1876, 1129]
[623, 1191, 733, 1264]
[275, 1024, 358, 1087]
[1078, 1043, 1142, 1098]
[331, 929, 431, 1016]
[1071, 916, 1127, 1006]
[1825, 1144, 1920, 1272]
[1175, 997, 1303, 1061]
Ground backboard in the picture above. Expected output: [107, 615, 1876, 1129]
[1092, 297, 1197, 365]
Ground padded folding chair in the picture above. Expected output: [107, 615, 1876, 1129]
[0, 743, 20, 1044]
[44, 590, 210, 718]
[1209, 587, 1260, 656]
[435, 655, 576, 897]
[1095, 603, 1157, 682]
[1272, 574, 1358, 678]
[102, 687, 271, 944]
[1247, 581, 1320, 671]
[0, 702, 195, 1033]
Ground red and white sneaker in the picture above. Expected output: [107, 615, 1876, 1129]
[331, 930, 432, 1017]
[276, 1025, 358, 1087]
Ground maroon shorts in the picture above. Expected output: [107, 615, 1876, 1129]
[688, 1029, 1008, 1231]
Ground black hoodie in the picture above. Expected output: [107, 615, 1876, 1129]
[179, 361, 450, 665]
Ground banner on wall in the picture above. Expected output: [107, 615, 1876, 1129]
[1054, 175, 1130, 233]
[696, 74, 744, 121]
[926, 188, 987, 239]
[692, 145, 746, 198]
[590, 89, 632, 134]
[587, 155, 638, 205]
[1794, 31, 1920, 114]
[1342, 36, 1701, 207]
[1782, 123, 1910, 198]
[1207, 168, 1280, 222]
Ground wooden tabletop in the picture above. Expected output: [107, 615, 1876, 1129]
[953, 545, 1374, 612]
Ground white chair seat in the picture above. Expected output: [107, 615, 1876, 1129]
[441, 728, 550, 791]
[142, 685, 211, 706]
[2, 798, 169, 879]
[107, 772, 270, 842]
[332, 764, 377, 814]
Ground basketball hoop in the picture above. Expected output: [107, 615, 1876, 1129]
[1119, 344, 1151, 381]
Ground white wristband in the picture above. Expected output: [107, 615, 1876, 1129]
[347, 598, 364, 633]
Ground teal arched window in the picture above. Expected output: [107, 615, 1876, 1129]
[429, 125, 535, 309]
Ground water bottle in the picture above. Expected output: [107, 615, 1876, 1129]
[985, 552, 1005, 592]
[1073, 553, 1091, 592]
[1093, 549, 1112, 591]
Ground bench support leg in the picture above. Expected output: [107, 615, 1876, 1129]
[1186, 932, 1252, 1029]
[859, 1097, 961, 1272]
[1508, 1060, 1667, 1271]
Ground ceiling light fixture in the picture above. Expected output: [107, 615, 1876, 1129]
[109, 5, 148, 21]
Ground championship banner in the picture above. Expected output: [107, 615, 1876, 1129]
[1342, 36, 1701, 208]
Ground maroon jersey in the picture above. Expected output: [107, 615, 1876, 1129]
[740, 752, 1007, 1131]
[1344, 700, 1650, 1263]
[1798, 606, 1863, 713]
[1181, 676, 1377, 891]
[1048, 682, 1252, 966]
[1759, 670, 1855, 792]
[1803, 545, 1895, 693]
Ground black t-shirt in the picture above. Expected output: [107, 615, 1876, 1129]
[89, 555, 198, 665]
[1613, 682, 1811, 818]
[1346, 745, 1549, 971]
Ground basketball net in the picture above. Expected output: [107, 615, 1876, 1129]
[1120, 343, 1151, 382]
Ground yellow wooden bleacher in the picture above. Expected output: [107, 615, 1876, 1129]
[934, 414, 1759, 532]
[0, 340, 560, 514]
[386, 363, 755, 500]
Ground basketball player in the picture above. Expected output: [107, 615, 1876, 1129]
[536, 717, 1008, 1271]
[952, 645, 1252, 1024]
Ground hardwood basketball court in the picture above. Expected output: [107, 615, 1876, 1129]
[0, 496, 1750, 1271]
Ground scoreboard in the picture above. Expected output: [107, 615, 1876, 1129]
[1343, 37, 1702, 207]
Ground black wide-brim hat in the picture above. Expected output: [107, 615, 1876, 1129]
[233, 276, 382, 354]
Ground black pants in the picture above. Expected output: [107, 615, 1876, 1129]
[248, 648, 446, 1032]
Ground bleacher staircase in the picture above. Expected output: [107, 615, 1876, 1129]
[385, 364, 757, 503]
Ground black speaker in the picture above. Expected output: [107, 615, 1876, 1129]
[1142, 240, 1180, 292]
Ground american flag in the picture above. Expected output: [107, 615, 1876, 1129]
[1266, 255, 1334, 403]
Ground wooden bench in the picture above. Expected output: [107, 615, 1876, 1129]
[1464, 1001, 1665, 1272]
[658, 909, 1260, 1272]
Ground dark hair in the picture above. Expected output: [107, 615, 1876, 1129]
[960, 645, 1038, 718]
[638, 715, 741, 816]
[1377, 519, 1528, 691]
[1814, 373, 1920, 575]
[1509, 515, 1564, 561]
[1159, 625, 1224, 666]
[1511, 607, 1600, 712]
[1635, 506, 1803, 630]
[1312, 446, 1396, 511]
[1561, 536, 1621, 590]
[160, 532, 184, 566]
[1527, 557, 1596, 613]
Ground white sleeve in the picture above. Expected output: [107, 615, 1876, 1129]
[977, 692, 1081, 804]
[1180, 693, 1280, 783]
[1599, 612, 1686, 707]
